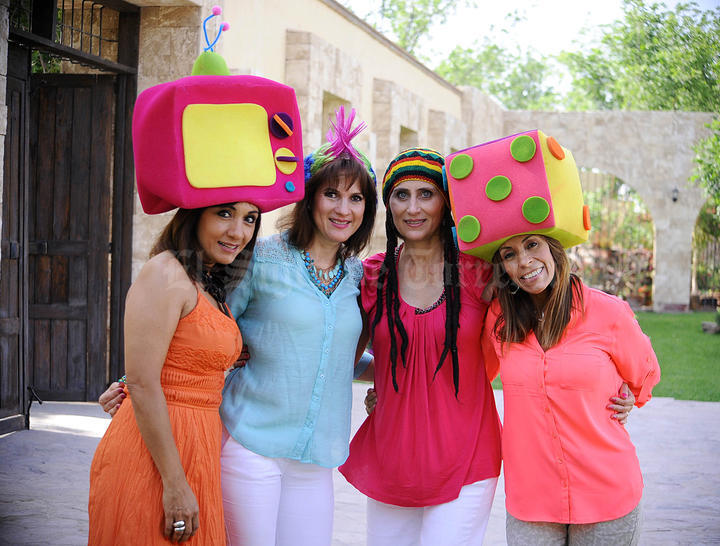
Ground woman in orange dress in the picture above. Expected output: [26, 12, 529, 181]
[88, 202, 260, 544]
[87, 47, 307, 540]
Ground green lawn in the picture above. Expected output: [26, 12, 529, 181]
[635, 311, 719, 402]
[491, 312, 720, 402]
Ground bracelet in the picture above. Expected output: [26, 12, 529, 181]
[354, 352, 373, 380]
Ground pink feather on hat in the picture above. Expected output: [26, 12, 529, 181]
[326, 105, 366, 163]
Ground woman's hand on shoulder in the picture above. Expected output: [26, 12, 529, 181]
[608, 382, 636, 425]
[98, 381, 126, 417]
[457, 254, 496, 303]
[232, 344, 250, 369]
[364, 387, 377, 415]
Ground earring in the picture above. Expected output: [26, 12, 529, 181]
[509, 281, 520, 295]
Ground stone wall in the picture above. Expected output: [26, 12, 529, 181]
[428, 109, 465, 154]
[371, 79, 426, 176]
[286, 30, 363, 153]
[460, 86, 505, 147]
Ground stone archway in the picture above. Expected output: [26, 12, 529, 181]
[503, 111, 713, 311]
[572, 169, 655, 307]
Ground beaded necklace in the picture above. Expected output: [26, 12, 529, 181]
[302, 250, 344, 297]
[201, 269, 230, 316]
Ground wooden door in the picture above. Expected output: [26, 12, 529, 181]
[27, 74, 115, 401]
[0, 45, 30, 434]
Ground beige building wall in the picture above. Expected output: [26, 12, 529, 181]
[223, 0, 462, 129]
[119, 0, 711, 311]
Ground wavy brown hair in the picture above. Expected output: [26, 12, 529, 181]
[278, 155, 377, 261]
[150, 205, 260, 293]
[491, 235, 583, 350]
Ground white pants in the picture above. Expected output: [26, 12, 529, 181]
[366, 477, 498, 546]
[220, 428, 334, 546]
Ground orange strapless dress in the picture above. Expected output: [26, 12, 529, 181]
[88, 292, 241, 545]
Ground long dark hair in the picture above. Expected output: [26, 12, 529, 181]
[492, 235, 583, 350]
[370, 205, 462, 395]
[150, 205, 261, 293]
[278, 155, 377, 261]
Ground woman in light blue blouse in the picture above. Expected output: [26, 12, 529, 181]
[219, 107, 377, 546]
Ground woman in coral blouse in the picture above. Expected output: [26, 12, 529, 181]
[482, 231, 659, 544]
[461, 128, 662, 545]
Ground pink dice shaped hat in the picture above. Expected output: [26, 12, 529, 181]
[444, 130, 591, 262]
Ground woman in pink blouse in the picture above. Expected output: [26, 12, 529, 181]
[339, 148, 503, 545]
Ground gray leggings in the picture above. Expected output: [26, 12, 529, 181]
[506, 501, 643, 546]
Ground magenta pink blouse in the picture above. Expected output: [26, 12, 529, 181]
[339, 252, 502, 507]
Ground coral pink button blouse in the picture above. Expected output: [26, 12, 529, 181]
[340, 252, 502, 507]
[482, 283, 660, 524]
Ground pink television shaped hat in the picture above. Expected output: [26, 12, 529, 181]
[133, 73, 304, 214]
[444, 130, 591, 262]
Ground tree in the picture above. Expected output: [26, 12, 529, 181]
[692, 117, 720, 292]
[693, 117, 720, 201]
[356, 2, 559, 109]
[379, 0, 458, 55]
[559, 0, 720, 111]
[435, 41, 559, 110]
[341, 0, 473, 56]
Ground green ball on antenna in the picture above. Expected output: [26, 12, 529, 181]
[192, 51, 230, 76]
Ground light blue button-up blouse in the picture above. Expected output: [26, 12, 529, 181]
[220, 233, 363, 468]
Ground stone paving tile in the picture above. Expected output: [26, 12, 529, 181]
[0, 387, 718, 545]
[0, 403, 110, 546]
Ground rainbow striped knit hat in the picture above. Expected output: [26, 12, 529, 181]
[382, 148, 446, 204]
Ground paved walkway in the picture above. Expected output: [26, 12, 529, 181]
[1, 384, 719, 545]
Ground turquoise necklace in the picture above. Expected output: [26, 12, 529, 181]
[303, 250, 344, 297]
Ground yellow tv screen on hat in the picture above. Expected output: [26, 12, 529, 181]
[182, 103, 276, 188]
